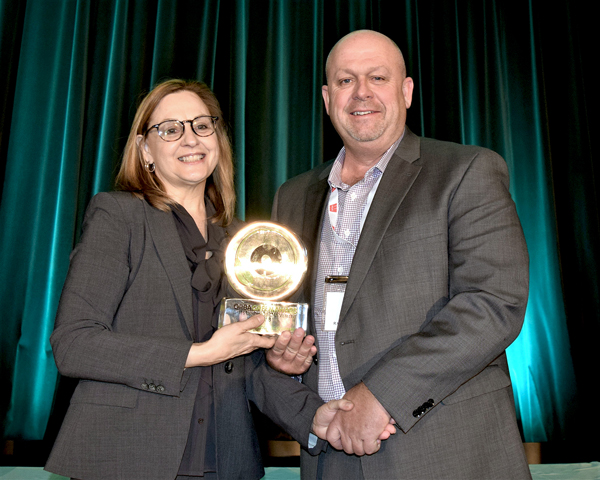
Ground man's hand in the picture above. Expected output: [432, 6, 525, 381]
[326, 382, 395, 456]
[266, 328, 317, 375]
[312, 399, 354, 439]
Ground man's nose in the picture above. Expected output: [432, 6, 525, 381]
[354, 78, 373, 100]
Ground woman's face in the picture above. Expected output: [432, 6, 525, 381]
[139, 91, 219, 199]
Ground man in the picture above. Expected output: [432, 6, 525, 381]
[268, 30, 531, 479]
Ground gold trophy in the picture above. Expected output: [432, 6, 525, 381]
[218, 222, 308, 334]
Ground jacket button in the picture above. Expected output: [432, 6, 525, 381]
[197, 418, 204, 424]
[148, 383, 156, 391]
[156, 385, 165, 393]
[313, 356, 318, 365]
[141, 383, 148, 390]
[224, 361, 234, 374]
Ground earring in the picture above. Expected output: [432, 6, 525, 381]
[145, 162, 155, 173]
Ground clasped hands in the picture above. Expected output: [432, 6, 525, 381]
[268, 331, 396, 456]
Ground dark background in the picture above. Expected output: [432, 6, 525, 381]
[1, 0, 597, 466]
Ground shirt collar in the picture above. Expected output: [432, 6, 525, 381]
[328, 130, 405, 190]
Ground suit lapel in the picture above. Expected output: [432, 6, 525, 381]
[339, 129, 422, 322]
[143, 201, 195, 339]
[301, 166, 331, 334]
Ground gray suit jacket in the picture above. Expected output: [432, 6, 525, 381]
[45, 192, 323, 480]
[272, 129, 531, 479]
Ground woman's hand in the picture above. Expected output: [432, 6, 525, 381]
[185, 315, 276, 367]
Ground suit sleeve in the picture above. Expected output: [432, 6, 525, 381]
[245, 350, 325, 453]
[50, 193, 192, 396]
[362, 150, 529, 432]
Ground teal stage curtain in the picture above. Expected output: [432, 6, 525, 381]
[1, 0, 597, 453]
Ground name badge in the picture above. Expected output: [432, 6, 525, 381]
[323, 276, 348, 331]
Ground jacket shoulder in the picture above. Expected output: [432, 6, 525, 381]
[85, 191, 147, 223]
[90, 190, 144, 209]
[278, 160, 333, 192]
[419, 136, 505, 165]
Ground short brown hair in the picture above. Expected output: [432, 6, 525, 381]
[116, 79, 235, 225]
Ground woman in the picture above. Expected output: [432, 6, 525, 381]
[45, 79, 346, 480]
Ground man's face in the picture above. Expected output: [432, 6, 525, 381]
[322, 33, 414, 151]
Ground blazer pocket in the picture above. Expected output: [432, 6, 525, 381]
[70, 380, 139, 408]
[441, 365, 511, 405]
[382, 219, 444, 246]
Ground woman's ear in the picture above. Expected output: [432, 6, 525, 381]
[136, 135, 149, 160]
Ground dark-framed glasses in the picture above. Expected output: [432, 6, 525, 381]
[145, 115, 218, 142]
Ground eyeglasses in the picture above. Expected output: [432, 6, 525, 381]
[144, 115, 218, 142]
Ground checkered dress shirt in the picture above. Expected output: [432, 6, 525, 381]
[314, 137, 402, 401]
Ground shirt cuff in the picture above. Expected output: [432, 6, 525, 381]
[308, 432, 318, 449]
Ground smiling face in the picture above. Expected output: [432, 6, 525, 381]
[138, 90, 219, 199]
[322, 31, 414, 154]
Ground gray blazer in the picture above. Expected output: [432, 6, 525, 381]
[272, 129, 532, 479]
[45, 192, 323, 480]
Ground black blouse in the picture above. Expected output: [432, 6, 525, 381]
[172, 201, 228, 478]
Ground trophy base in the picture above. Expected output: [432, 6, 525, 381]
[219, 298, 308, 335]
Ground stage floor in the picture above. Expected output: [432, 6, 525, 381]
[2, 464, 600, 479]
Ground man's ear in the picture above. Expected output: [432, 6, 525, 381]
[402, 77, 414, 109]
[322, 85, 330, 116]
